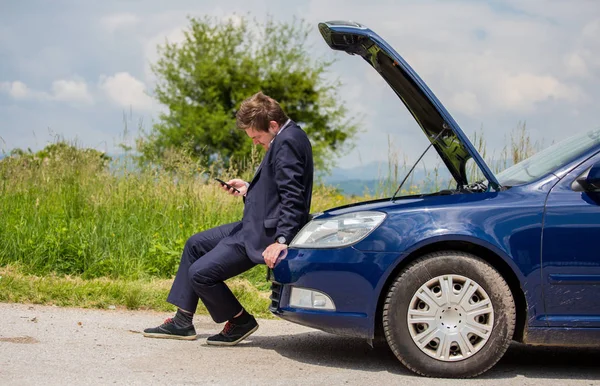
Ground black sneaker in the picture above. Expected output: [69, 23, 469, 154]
[206, 316, 259, 346]
[143, 318, 197, 340]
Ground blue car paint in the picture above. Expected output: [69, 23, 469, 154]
[541, 152, 600, 327]
[270, 20, 600, 346]
[272, 184, 548, 337]
[272, 249, 400, 337]
[272, 150, 600, 341]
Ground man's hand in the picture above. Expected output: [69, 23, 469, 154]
[262, 242, 288, 268]
[221, 178, 248, 197]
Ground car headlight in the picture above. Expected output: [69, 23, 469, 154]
[290, 211, 386, 248]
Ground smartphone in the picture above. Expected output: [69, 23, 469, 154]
[214, 178, 241, 193]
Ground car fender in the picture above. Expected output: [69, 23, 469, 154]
[366, 232, 531, 339]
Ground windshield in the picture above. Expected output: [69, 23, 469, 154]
[496, 128, 600, 186]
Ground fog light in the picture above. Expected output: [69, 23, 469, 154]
[289, 287, 336, 311]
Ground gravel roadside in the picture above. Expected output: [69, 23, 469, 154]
[1, 303, 598, 385]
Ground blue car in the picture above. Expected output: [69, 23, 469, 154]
[269, 21, 600, 378]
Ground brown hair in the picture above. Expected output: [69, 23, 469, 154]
[236, 92, 288, 132]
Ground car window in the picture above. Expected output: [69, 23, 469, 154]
[496, 128, 600, 186]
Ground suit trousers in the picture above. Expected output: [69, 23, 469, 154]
[166, 221, 256, 323]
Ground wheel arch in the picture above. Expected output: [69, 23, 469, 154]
[373, 239, 527, 343]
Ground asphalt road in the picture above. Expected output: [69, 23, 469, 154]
[1, 303, 599, 385]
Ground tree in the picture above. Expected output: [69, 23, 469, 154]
[142, 15, 357, 172]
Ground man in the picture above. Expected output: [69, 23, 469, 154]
[143, 92, 314, 346]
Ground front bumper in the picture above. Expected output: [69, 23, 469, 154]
[269, 247, 401, 339]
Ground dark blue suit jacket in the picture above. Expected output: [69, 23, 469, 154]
[241, 121, 314, 264]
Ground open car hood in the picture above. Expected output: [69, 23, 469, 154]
[318, 21, 500, 191]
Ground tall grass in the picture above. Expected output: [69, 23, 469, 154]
[0, 142, 353, 284]
[0, 123, 539, 312]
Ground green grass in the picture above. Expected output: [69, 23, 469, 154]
[0, 264, 273, 318]
[0, 142, 353, 312]
[0, 143, 353, 280]
[0, 147, 240, 279]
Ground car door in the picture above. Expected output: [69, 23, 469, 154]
[541, 152, 600, 327]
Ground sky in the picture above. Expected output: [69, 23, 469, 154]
[1, 0, 599, 171]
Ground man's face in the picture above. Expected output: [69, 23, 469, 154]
[245, 121, 278, 150]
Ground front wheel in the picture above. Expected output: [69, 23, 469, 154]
[383, 251, 516, 378]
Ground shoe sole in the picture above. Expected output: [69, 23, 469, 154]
[143, 332, 197, 341]
[205, 324, 259, 346]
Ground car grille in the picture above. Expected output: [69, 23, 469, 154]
[269, 282, 282, 312]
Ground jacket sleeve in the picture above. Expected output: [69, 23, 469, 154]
[273, 137, 309, 243]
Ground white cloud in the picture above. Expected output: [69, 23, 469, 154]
[98, 72, 154, 111]
[450, 91, 481, 116]
[305, 1, 591, 112]
[300, 0, 600, 167]
[2, 0, 599, 169]
[438, 52, 585, 114]
[144, 26, 187, 82]
[569, 19, 600, 76]
[497, 73, 582, 110]
[1, 79, 93, 105]
[565, 53, 589, 78]
[51, 79, 94, 105]
[100, 13, 140, 33]
[0, 81, 32, 99]
[582, 19, 600, 39]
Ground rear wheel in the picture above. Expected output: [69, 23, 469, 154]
[383, 251, 515, 378]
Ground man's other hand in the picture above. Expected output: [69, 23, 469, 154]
[222, 179, 248, 196]
[262, 243, 288, 268]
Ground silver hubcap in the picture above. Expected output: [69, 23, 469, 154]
[407, 274, 494, 361]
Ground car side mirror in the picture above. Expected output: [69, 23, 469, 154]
[586, 163, 600, 191]
[575, 162, 600, 192]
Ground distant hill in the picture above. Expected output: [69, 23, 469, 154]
[325, 161, 396, 182]
[322, 160, 452, 195]
[322, 158, 511, 195]
[326, 179, 380, 196]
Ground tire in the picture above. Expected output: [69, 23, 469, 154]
[382, 251, 516, 378]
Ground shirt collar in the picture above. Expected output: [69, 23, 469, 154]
[270, 119, 292, 144]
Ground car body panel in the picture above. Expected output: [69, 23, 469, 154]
[273, 176, 570, 338]
[270, 20, 600, 349]
[541, 151, 600, 327]
[272, 249, 400, 337]
[271, 148, 600, 341]
[524, 327, 600, 346]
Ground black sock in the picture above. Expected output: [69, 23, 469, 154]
[173, 308, 194, 328]
[231, 309, 251, 325]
